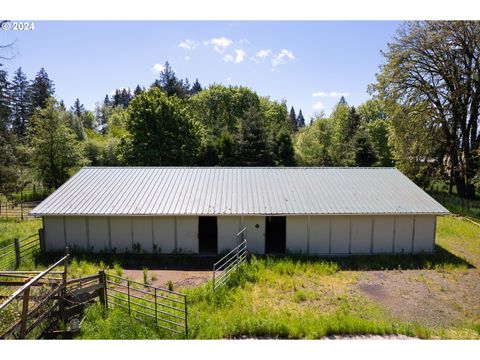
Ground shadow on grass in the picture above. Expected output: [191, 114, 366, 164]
[32, 244, 474, 272]
[261, 244, 474, 271]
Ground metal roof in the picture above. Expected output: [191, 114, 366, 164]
[30, 167, 449, 216]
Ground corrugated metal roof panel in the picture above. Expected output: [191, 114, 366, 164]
[30, 167, 449, 216]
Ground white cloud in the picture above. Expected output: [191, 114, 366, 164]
[204, 37, 233, 53]
[152, 63, 165, 74]
[313, 101, 324, 110]
[239, 38, 250, 44]
[256, 49, 271, 59]
[184, 56, 190, 61]
[227, 77, 232, 82]
[178, 39, 198, 51]
[271, 49, 296, 67]
[223, 49, 246, 64]
[312, 91, 349, 98]
[234, 49, 246, 63]
[223, 54, 234, 62]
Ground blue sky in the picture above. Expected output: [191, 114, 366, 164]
[1, 21, 400, 122]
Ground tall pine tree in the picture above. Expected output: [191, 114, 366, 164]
[289, 106, 297, 131]
[237, 107, 273, 166]
[10, 67, 30, 138]
[151, 61, 190, 98]
[29, 68, 54, 111]
[190, 78, 203, 95]
[70, 98, 86, 117]
[296, 109, 306, 129]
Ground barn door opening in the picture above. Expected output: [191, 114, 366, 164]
[265, 216, 286, 254]
[198, 216, 218, 254]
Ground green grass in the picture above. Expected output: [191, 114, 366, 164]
[0, 219, 42, 248]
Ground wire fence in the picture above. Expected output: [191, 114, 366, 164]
[212, 228, 248, 291]
[0, 183, 50, 220]
[0, 234, 41, 271]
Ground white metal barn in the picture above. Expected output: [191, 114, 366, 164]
[30, 167, 448, 255]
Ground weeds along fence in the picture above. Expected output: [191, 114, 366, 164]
[105, 273, 188, 338]
[0, 233, 41, 270]
[212, 227, 248, 291]
[0, 255, 69, 339]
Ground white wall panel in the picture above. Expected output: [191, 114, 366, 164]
[243, 216, 265, 254]
[286, 216, 308, 253]
[132, 217, 153, 253]
[153, 217, 175, 253]
[65, 217, 88, 250]
[351, 216, 372, 254]
[44, 216, 65, 251]
[309, 216, 330, 254]
[218, 216, 242, 253]
[372, 216, 394, 253]
[394, 215, 414, 254]
[331, 216, 350, 254]
[88, 216, 109, 252]
[413, 215, 436, 253]
[176, 216, 198, 253]
[110, 217, 132, 253]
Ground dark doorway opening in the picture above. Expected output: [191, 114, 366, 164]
[265, 216, 286, 254]
[198, 216, 218, 254]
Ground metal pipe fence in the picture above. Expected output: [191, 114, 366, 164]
[105, 273, 188, 338]
[212, 227, 248, 291]
[0, 254, 69, 339]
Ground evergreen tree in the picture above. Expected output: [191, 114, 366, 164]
[0, 65, 18, 194]
[236, 107, 273, 166]
[70, 98, 86, 117]
[112, 88, 132, 108]
[289, 106, 297, 131]
[151, 61, 190, 98]
[29, 68, 55, 110]
[296, 109, 306, 129]
[345, 106, 361, 140]
[354, 129, 378, 167]
[338, 96, 347, 106]
[10, 67, 30, 138]
[133, 85, 143, 97]
[190, 78, 203, 95]
[103, 94, 111, 107]
[0, 66, 10, 129]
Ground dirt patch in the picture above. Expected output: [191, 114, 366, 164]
[122, 269, 212, 289]
[354, 269, 480, 328]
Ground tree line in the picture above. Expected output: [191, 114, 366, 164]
[1, 21, 480, 199]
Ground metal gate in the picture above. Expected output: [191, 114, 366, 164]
[212, 227, 248, 291]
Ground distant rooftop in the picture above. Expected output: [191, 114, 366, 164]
[31, 167, 449, 216]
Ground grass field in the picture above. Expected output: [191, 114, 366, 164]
[0, 218, 42, 248]
[1, 215, 479, 340]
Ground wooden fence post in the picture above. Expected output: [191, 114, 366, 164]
[59, 247, 69, 320]
[98, 270, 106, 308]
[14, 238, 20, 268]
[19, 287, 31, 339]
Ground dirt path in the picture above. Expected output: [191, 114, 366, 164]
[354, 269, 480, 327]
[122, 269, 212, 289]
